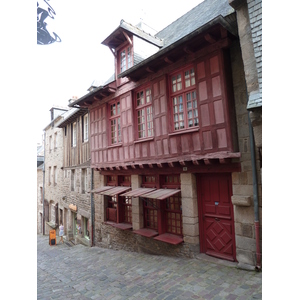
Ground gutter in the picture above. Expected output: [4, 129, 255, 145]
[42, 130, 46, 235]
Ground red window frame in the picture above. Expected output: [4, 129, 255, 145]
[135, 87, 153, 139]
[109, 100, 121, 145]
[119, 45, 132, 73]
[170, 66, 199, 131]
[140, 174, 183, 236]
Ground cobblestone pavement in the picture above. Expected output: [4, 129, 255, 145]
[37, 234, 262, 300]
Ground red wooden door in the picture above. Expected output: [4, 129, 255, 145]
[198, 173, 236, 261]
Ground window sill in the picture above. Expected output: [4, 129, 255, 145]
[104, 221, 132, 231]
[107, 143, 123, 149]
[133, 228, 158, 238]
[134, 137, 154, 144]
[153, 233, 184, 245]
[168, 127, 199, 137]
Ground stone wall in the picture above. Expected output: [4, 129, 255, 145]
[229, 40, 262, 267]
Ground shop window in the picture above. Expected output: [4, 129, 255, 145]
[137, 174, 183, 240]
[104, 175, 132, 227]
[84, 217, 90, 240]
[170, 67, 198, 131]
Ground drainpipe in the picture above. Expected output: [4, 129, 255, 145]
[91, 168, 95, 246]
[248, 112, 261, 270]
[42, 130, 46, 235]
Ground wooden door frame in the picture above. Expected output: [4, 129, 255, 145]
[197, 172, 236, 260]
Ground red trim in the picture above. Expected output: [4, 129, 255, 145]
[133, 228, 158, 238]
[153, 233, 184, 245]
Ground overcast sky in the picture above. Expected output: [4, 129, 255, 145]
[35, 0, 203, 143]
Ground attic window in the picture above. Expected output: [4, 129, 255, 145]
[120, 46, 132, 73]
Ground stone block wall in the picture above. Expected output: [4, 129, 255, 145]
[230, 40, 262, 267]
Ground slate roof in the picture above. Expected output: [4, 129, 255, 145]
[155, 0, 234, 48]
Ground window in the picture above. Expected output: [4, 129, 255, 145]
[170, 67, 198, 131]
[72, 122, 77, 147]
[49, 135, 52, 152]
[53, 166, 57, 186]
[140, 174, 182, 237]
[136, 87, 153, 139]
[54, 132, 57, 149]
[48, 167, 51, 185]
[82, 114, 89, 142]
[84, 217, 90, 240]
[105, 175, 131, 224]
[81, 168, 87, 194]
[120, 46, 132, 73]
[71, 169, 75, 191]
[109, 100, 121, 144]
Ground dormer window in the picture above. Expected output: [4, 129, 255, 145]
[119, 45, 132, 73]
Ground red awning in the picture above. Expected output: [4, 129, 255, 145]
[100, 186, 131, 196]
[141, 189, 181, 200]
[91, 186, 114, 193]
[120, 188, 156, 197]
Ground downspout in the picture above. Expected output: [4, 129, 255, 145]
[91, 167, 95, 246]
[42, 130, 46, 235]
[248, 111, 261, 270]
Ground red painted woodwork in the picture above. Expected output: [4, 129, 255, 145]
[197, 173, 236, 261]
[89, 50, 237, 170]
[153, 233, 184, 245]
[106, 207, 117, 222]
[133, 228, 158, 238]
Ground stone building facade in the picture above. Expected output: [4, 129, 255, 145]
[69, 0, 262, 269]
[43, 107, 67, 235]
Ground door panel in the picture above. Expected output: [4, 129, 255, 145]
[198, 173, 236, 261]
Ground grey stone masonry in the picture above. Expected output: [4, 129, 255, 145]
[247, 0, 262, 108]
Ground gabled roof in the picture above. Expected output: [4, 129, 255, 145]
[155, 0, 235, 48]
[102, 19, 163, 50]
[56, 107, 88, 128]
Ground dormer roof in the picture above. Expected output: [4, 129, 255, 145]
[102, 19, 163, 51]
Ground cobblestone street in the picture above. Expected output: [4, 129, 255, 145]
[37, 234, 262, 299]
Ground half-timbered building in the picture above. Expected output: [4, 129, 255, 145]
[56, 100, 92, 246]
[69, 0, 262, 268]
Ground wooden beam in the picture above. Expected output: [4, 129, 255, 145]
[109, 47, 116, 58]
[220, 27, 228, 39]
[219, 158, 231, 164]
[109, 167, 114, 170]
[204, 33, 217, 44]
[183, 46, 194, 54]
[204, 159, 212, 165]
[121, 30, 132, 45]
[131, 165, 136, 169]
[157, 163, 163, 168]
[164, 57, 174, 64]
[179, 161, 186, 166]
[122, 166, 128, 170]
[94, 95, 101, 101]
[192, 160, 199, 165]
[139, 164, 144, 169]
[148, 164, 153, 168]
[168, 162, 174, 167]
[115, 166, 121, 170]
[146, 67, 155, 73]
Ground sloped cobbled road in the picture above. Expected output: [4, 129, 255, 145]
[37, 234, 262, 300]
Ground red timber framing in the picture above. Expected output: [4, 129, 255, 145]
[89, 48, 239, 173]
